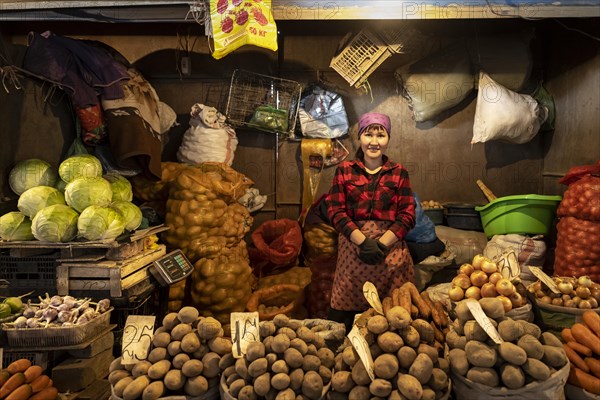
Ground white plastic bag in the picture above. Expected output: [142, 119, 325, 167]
[484, 234, 547, 283]
[472, 72, 548, 144]
[177, 103, 238, 166]
[299, 85, 349, 138]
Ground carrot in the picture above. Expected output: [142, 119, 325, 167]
[583, 310, 600, 337]
[3, 360, 31, 375]
[5, 384, 32, 400]
[564, 344, 590, 372]
[433, 300, 450, 328]
[411, 304, 419, 319]
[0, 373, 8, 388]
[382, 296, 393, 314]
[0, 373, 25, 399]
[406, 282, 431, 319]
[29, 376, 50, 393]
[391, 288, 400, 307]
[572, 323, 600, 356]
[567, 341, 593, 357]
[421, 291, 439, 324]
[569, 366, 600, 395]
[22, 366, 43, 384]
[27, 386, 58, 400]
[585, 357, 600, 379]
[398, 283, 412, 315]
[562, 328, 576, 343]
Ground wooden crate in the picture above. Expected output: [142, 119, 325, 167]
[57, 245, 166, 297]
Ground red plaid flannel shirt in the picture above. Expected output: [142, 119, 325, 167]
[327, 156, 416, 240]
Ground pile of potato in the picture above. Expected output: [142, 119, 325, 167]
[329, 303, 450, 400]
[448, 254, 527, 312]
[109, 306, 232, 399]
[421, 200, 444, 209]
[527, 275, 600, 309]
[447, 298, 568, 390]
[221, 314, 344, 399]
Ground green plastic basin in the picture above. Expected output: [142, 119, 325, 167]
[475, 194, 562, 238]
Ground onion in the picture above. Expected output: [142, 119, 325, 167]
[591, 288, 600, 303]
[535, 290, 546, 299]
[472, 254, 485, 270]
[459, 263, 475, 277]
[551, 298, 563, 307]
[578, 275, 593, 289]
[496, 278, 516, 296]
[562, 294, 572, 302]
[589, 298, 598, 308]
[481, 283, 498, 298]
[449, 286, 465, 302]
[465, 286, 481, 300]
[540, 295, 553, 304]
[572, 296, 582, 306]
[481, 259, 498, 274]
[489, 272, 503, 286]
[510, 292, 524, 308]
[563, 299, 576, 308]
[576, 286, 591, 300]
[453, 274, 472, 290]
[558, 281, 574, 295]
[470, 271, 489, 288]
[579, 300, 592, 309]
[497, 295, 513, 312]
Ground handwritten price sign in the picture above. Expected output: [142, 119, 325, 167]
[231, 312, 260, 359]
[348, 325, 375, 381]
[363, 281, 384, 315]
[121, 315, 156, 365]
[466, 300, 503, 344]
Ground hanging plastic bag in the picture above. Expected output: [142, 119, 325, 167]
[298, 85, 349, 138]
[65, 118, 89, 158]
[210, 0, 278, 60]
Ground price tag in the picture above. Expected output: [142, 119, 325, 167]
[362, 281, 384, 315]
[496, 250, 521, 280]
[121, 315, 156, 365]
[466, 300, 503, 345]
[529, 266, 560, 294]
[231, 312, 260, 359]
[347, 325, 375, 381]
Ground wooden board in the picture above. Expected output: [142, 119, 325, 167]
[52, 347, 114, 392]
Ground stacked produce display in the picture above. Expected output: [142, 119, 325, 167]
[528, 275, 600, 309]
[0, 359, 58, 400]
[561, 311, 600, 395]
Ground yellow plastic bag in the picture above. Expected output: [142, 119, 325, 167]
[210, 0, 278, 60]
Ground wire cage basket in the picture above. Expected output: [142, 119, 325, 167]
[376, 25, 429, 54]
[225, 70, 303, 137]
[329, 29, 392, 88]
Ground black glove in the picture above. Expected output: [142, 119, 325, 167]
[358, 237, 386, 265]
[377, 240, 390, 256]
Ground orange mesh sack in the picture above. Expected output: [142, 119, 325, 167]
[249, 219, 303, 276]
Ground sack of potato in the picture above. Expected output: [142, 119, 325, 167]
[246, 284, 307, 321]
[220, 314, 338, 400]
[109, 306, 232, 399]
[447, 298, 569, 400]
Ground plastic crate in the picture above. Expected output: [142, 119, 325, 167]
[330, 30, 392, 87]
[3, 351, 49, 372]
[225, 69, 302, 136]
[0, 251, 58, 297]
[377, 26, 428, 54]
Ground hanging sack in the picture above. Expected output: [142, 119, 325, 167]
[176, 103, 238, 166]
[299, 85, 349, 138]
[249, 219, 303, 277]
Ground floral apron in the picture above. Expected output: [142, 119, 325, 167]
[330, 220, 414, 311]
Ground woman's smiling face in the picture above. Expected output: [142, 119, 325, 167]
[360, 124, 389, 159]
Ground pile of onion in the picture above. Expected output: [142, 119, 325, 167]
[448, 254, 525, 312]
[527, 275, 600, 309]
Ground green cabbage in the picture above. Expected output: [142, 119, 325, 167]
[31, 204, 79, 242]
[78, 205, 125, 241]
[9, 159, 57, 195]
[64, 177, 112, 213]
[17, 186, 66, 218]
[111, 201, 143, 231]
[0, 212, 34, 241]
[104, 173, 133, 202]
[58, 154, 103, 183]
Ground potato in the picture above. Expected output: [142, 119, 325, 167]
[478, 297, 505, 319]
[260, 321, 277, 338]
[141, 380, 165, 400]
[229, 379, 246, 398]
[409, 353, 434, 384]
[522, 358, 551, 381]
[331, 370, 355, 393]
[109, 357, 124, 373]
[448, 348, 469, 376]
[263, 336, 274, 353]
[114, 377, 133, 398]
[273, 313, 290, 328]
[123, 375, 151, 400]
[412, 319, 435, 343]
[147, 347, 168, 364]
[397, 346, 418, 370]
[183, 375, 208, 396]
[171, 323, 193, 341]
[192, 343, 209, 360]
[465, 341, 497, 368]
[370, 378, 393, 397]
[147, 359, 171, 380]
[248, 357, 269, 378]
[517, 334, 544, 360]
[498, 319, 524, 342]
[400, 326, 420, 348]
[219, 352, 235, 370]
[202, 352, 222, 378]
[348, 385, 371, 400]
[317, 347, 335, 369]
[466, 367, 499, 387]
[464, 320, 489, 342]
[181, 359, 203, 378]
[162, 312, 179, 330]
[275, 388, 295, 400]
[302, 354, 322, 372]
[265, 353, 277, 369]
[437, 358, 450, 374]
[372, 353, 399, 380]
[428, 368, 448, 391]
[370, 343, 383, 359]
[302, 370, 324, 399]
[500, 364, 525, 389]
[367, 315, 389, 334]
[271, 372, 291, 390]
[289, 368, 305, 391]
[455, 300, 474, 324]
[235, 357, 249, 380]
[180, 332, 201, 354]
[446, 329, 466, 350]
[397, 373, 423, 400]
[208, 336, 232, 355]
[518, 320, 541, 339]
[172, 353, 191, 369]
[109, 369, 131, 385]
[385, 306, 411, 329]
[290, 338, 308, 355]
[541, 345, 568, 368]
[152, 332, 171, 348]
[498, 341, 528, 366]
[351, 359, 371, 386]
[271, 359, 289, 374]
[342, 345, 360, 367]
[271, 334, 291, 353]
[319, 365, 332, 385]
[167, 341, 182, 357]
[377, 331, 404, 353]
[197, 317, 222, 340]
[238, 385, 257, 400]
[164, 369, 186, 391]
[417, 344, 439, 364]
[540, 332, 563, 348]
[254, 372, 271, 397]
[283, 347, 304, 369]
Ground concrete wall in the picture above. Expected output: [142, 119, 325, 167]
[0, 19, 598, 221]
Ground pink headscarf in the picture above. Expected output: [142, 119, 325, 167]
[358, 112, 391, 137]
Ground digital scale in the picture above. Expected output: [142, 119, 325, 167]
[149, 249, 194, 286]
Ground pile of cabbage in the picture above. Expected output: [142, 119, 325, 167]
[0, 155, 143, 243]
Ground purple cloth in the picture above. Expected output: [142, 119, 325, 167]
[358, 112, 391, 137]
[23, 31, 129, 107]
